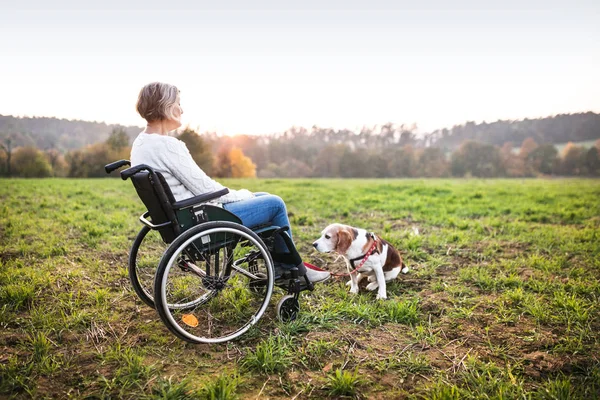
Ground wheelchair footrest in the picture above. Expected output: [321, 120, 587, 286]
[274, 266, 314, 293]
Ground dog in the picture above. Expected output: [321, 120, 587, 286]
[313, 223, 409, 299]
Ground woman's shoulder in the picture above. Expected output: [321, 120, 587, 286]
[135, 132, 184, 147]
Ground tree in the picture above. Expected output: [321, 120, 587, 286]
[417, 147, 450, 177]
[0, 136, 13, 176]
[229, 147, 256, 178]
[106, 127, 129, 150]
[584, 147, 600, 176]
[519, 137, 538, 159]
[560, 142, 586, 175]
[312, 144, 348, 177]
[528, 144, 558, 175]
[177, 128, 214, 175]
[213, 147, 233, 178]
[45, 149, 68, 177]
[66, 143, 115, 177]
[500, 142, 526, 177]
[278, 159, 313, 178]
[451, 141, 503, 177]
[11, 147, 53, 177]
[389, 145, 416, 177]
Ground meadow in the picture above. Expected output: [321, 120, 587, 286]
[1, 177, 599, 399]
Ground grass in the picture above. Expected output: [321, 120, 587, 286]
[0, 177, 599, 398]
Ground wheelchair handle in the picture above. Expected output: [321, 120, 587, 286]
[120, 164, 156, 180]
[105, 160, 131, 174]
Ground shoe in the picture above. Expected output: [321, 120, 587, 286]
[304, 262, 331, 284]
[273, 262, 331, 285]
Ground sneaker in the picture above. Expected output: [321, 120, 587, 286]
[304, 263, 331, 284]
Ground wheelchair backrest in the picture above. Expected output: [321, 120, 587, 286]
[130, 171, 179, 243]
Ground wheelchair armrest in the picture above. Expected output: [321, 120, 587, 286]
[120, 164, 156, 180]
[105, 160, 130, 174]
[172, 188, 230, 209]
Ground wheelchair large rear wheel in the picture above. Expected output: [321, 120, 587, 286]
[154, 221, 274, 344]
[129, 225, 168, 308]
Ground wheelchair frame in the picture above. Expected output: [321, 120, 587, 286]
[105, 160, 313, 343]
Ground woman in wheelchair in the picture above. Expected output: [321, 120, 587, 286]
[132, 82, 330, 286]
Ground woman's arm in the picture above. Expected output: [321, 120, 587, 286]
[164, 139, 254, 203]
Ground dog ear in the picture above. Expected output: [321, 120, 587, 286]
[336, 227, 353, 254]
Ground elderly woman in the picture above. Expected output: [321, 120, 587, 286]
[130, 82, 330, 284]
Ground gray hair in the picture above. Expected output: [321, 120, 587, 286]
[136, 82, 180, 123]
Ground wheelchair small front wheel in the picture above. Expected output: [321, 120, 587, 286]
[154, 221, 275, 344]
[277, 295, 300, 322]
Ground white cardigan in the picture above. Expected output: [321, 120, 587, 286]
[130, 132, 254, 203]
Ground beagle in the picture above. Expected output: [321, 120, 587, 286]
[313, 223, 408, 299]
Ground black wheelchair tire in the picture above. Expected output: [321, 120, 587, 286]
[277, 294, 300, 322]
[128, 225, 157, 308]
[154, 221, 275, 344]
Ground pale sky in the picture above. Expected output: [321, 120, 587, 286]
[1, 0, 598, 135]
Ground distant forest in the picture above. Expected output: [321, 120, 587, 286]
[1, 112, 599, 178]
[0, 115, 141, 152]
[1, 112, 599, 152]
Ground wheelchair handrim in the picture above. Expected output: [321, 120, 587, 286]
[159, 226, 274, 344]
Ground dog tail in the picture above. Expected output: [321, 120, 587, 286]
[401, 261, 409, 274]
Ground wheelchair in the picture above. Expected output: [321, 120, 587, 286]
[105, 160, 314, 344]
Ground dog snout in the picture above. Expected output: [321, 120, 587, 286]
[312, 241, 318, 249]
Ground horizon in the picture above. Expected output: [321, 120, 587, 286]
[2, 110, 599, 138]
[1, 0, 599, 136]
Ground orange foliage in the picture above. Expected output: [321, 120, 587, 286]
[229, 147, 256, 178]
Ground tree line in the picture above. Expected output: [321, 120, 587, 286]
[1, 113, 599, 178]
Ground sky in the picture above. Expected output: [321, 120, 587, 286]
[0, 0, 598, 136]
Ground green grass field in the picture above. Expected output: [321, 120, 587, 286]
[1, 177, 599, 399]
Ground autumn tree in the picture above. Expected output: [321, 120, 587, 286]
[11, 147, 53, 177]
[519, 137, 538, 158]
[213, 147, 232, 178]
[500, 142, 526, 177]
[213, 147, 256, 178]
[45, 149, 68, 177]
[66, 143, 113, 177]
[229, 147, 256, 178]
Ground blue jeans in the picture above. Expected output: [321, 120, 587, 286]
[223, 192, 293, 253]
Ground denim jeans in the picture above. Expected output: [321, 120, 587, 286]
[223, 192, 293, 253]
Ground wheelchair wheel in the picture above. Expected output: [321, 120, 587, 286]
[129, 225, 168, 308]
[154, 221, 274, 344]
[277, 295, 300, 322]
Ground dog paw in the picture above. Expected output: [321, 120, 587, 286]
[401, 266, 409, 274]
[349, 287, 359, 294]
[366, 282, 379, 291]
[376, 293, 387, 300]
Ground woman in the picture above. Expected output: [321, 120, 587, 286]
[130, 82, 330, 284]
